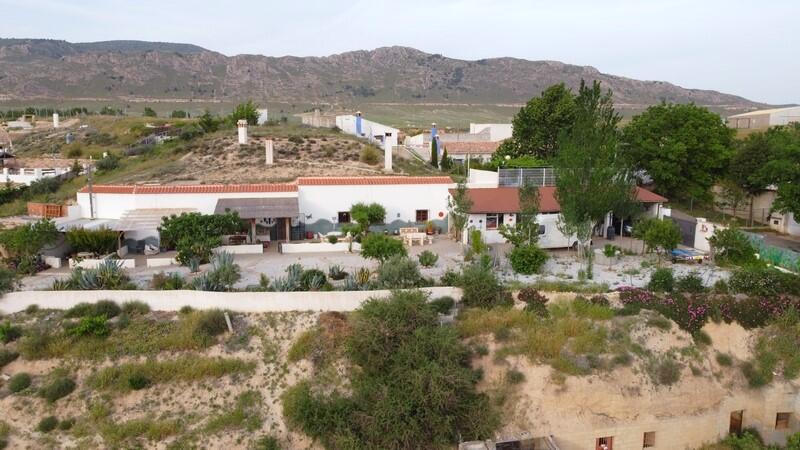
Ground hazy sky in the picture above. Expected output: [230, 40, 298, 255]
[2, 0, 798, 104]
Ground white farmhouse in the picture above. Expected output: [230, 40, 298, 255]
[60, 176, 454, 251]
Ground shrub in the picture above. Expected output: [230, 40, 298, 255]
[59, 261, 133, 290]
[417, 250, 439, 268]
[647, 267, 674, 292]
[58, 418, 75, 431]
[196, 309, 229, 338]
[24, 304, 39, 314]
[360, 234, 406, 262]
[121, 301, 150, 316]
[37, 416, 58, 433]
[0, 322, 21, 344]
[459, 262, 510, 308]
[66, 315, 110, 338]
[646, 355, 681, 386]
[93, 300, 122, 318]
[66, 227, 119, 255]
[0, 348, 19, 369]
[8, 373, 31, 393]
[377, 255, 422, 289]
[708, 228, 758, 266]
[646, 315, 672, 330]
[429, 296, 455, 314]
[675, 272, 706, 293]
[508, 244, 548, 275]
[283, 290, 499, 448]
[64, 302, 95, 318]
[127, 373, 151, 390]
[440, 269, 460, 286]
[255, 436, 282, 450]
[589, 294, 610, 306]
[506, 368, 525, 384]
[95, 154, 120, 172]
[327, 235, 338, 244]
[359, 146, 379, 165]
[729, 267, 800, 297]
[300, 269, 327, 291]
[517, 288, 549, 316]
[40, 377, 76, 403]
[150, 272, 186, 290]
[716, 353, 733, 366]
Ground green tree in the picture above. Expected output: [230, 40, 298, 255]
[707, 227, 758, 266]
[198, 110, 219, 133]
[430, 137, 439, 168]
[447, 181, 473, 241]
[170, 110, 188, 118]
[621, 103, 734, 202]
[0, 219, 59, 274]
[499, 182, 540, 247]
[360, 234, 406, 262]
[350, 202, 386, 234]
[554, 80, 635, 275]
[728, 131, 774, 223]
[642, 219, 682, 258]
[715, 178, 748, 222]
[142, 107, 157, 117]
[158, 212, 242, 266]
[440, 148, 452, 171]
[229, 100, 260, 126]
[763, 123, 800, 218]
[495, 82, 577, 161]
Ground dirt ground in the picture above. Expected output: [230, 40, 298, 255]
[0, 310, 322, 449]
[161, 135, 388, 184]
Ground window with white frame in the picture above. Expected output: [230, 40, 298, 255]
[486, 213, 503, 230]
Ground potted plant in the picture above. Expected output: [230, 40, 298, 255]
[425, 221, 434, 235]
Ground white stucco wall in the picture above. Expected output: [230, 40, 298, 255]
[77, 191, 298, 221]
[298, 183, 453, 231]
[464, 212, 577, 248]
[468, 123, 513, 141]
[695, 218, 726, 253]
[0, 287, 463, 314]
[467, 169, 499, 188]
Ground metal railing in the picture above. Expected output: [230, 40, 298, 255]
[498, 167, 556, 187]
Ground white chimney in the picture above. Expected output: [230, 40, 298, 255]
[265, 139, 274, 165]
[383, 132, 393, 172]
[237, 120, 248, 145]
[53, 113, 59, 128]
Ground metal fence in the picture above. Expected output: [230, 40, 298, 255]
[498, 167, 557, 187]
[743, 231, 799, 272]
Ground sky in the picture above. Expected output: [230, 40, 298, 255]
[2, 0, 798, 105]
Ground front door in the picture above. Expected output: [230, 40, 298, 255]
[730, 410, 744, 435]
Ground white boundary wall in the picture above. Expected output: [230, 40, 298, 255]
[281, 242, 361, 254]
[0, 287, 462, 314]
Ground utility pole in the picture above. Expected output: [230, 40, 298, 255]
[87, 156, 95, 219]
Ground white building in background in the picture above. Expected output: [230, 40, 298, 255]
[2, 158, 86, 186]
[335, 113, 399, 149]
[257, 109, 269, 125]
[727, 106, 800, 130]
[469, 123, 513, 142]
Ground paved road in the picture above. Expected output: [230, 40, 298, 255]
[757, 231, 800, 252]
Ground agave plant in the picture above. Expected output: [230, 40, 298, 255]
[285, 263, 303, 281]
[327, 264, 347, 281]
[271, 276, 298, 292]
[305, 273, 325, 291]
[50, 278, 72, 291]
[191, 273, 224, 292]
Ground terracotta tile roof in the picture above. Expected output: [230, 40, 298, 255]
[297, 176, 453, 185]
[78, 184, 298, 194]
[634, 186, 668, 203]
[443, 141, 500, 155]
[452, 185, 667, 214]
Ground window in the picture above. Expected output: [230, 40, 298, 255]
[338, 211, 351, 223]
[486, 213, 503, 230]
[538, 225, 546, 235]
[415, 209, 429, 222]
[776, 412, 791, 430]
[730, 410, 744, 434]
[596, 436, 613, 450]
[643, 431, 656, 448]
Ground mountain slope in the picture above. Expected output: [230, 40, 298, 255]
[0, 39, 765, 112]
